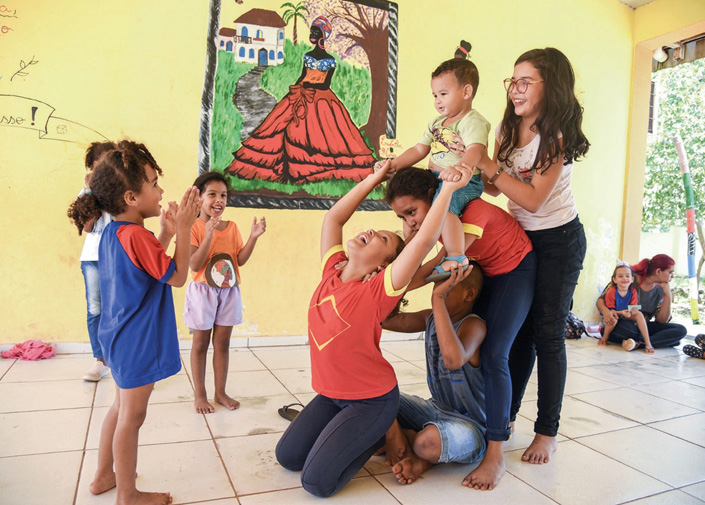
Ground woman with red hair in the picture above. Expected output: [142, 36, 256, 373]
[597, 254, 686, 348]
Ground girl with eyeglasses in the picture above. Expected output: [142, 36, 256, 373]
[458, 48, 590, 477]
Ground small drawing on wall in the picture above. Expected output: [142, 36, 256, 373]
[0, 95, 107, 144]
[199, 0, 399, 210]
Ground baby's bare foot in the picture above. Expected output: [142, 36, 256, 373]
[392, 454, 432, 485]
[117, 490, 172, 505]
[214, 392, 240, 411]
[522, 434, 557, 464]
[194, 396, 215, 414]
[89, 470, 116, 495]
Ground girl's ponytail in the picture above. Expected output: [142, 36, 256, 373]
[67, 192, 102, 235]
[631, 254, 675, 278]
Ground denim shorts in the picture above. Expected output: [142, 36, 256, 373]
[397, 392, 486, 464]
[184, 281, 243, 329]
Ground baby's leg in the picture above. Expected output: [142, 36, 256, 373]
[90, 383, 121, 495]
[114, 383, 172, 505]
[212, 324, 239, 410]
[440, 212, 468, 271]
[191, 329, 214, 414]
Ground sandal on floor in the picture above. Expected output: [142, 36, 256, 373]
[278, 402, 304, 422]
[683, 344, 705, 359]
[695, 334, 705, 349]
[425, 255, 469, 283]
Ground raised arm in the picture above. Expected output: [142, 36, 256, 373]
[407, 232, 479, 292]
[387, 143, 431, 173]
[431, 268, 486, 370]
[389, 166, 472, 291]
[320, 162, 391, 260]
[237, 217, 266, 266]
[474, 138, 565, 213]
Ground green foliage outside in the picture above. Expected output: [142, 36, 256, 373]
[210, 39, 380, 199]
[211, 51, 254, 171]
[642, 59, 705, 232]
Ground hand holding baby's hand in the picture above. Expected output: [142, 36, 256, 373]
[442, 165, 472, 191]
[373, 159, 395, 181]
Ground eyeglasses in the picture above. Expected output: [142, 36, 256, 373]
[503, 78, 544, 93]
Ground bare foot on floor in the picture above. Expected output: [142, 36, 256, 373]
[117, 490, 172, 505]
[194, 395, 215, 414]
[383, 421, 411, 466]
[392, 453, 432, 485]
[89, 470, 116, 495]
[214, 392, 240, 411]
[463, 453, 505, 490]
[522, 433, 557, 464]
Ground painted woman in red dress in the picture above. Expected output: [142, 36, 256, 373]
[227, 16, 375, 184]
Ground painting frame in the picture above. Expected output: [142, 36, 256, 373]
[198, 0, 399, 210]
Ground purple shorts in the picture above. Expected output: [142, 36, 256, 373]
[184, 281, 243, 330]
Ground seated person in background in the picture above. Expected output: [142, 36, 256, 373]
[597, 261, 653, 353]
[597, 254, 686, 349]
[381, 264, 487, 486]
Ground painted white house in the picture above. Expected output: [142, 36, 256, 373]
[217, 8, 286, 67]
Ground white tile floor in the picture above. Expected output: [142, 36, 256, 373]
[1, 338, 704, 505]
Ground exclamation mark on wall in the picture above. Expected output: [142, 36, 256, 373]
[31, 106, 38, 126]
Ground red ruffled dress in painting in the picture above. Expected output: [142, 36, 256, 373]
[227, 54, 375, 183]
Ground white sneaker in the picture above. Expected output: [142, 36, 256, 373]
[83, 361, 110, 381]
[621, 338, 636, 352]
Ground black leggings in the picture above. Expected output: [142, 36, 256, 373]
[275, 386, 399, 498]
[509, 216, 586, 438]
[604, 319, 686, 348]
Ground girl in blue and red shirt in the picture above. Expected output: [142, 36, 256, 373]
[598, 262, 654, 353]
[275, 161, 473, 498]
[69, 140, 201, 505]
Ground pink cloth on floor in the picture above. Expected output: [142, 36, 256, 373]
[1, 340, 56, 360]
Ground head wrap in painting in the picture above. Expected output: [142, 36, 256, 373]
[312, 16, 332, 39]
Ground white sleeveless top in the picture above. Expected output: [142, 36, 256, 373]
[495, 124, 576, 231]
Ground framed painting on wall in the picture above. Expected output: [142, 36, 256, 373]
[199, 0, 399, 210]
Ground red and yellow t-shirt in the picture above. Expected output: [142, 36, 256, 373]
[308, 246, 406, 400]
[190, 219, 244, 287]
[603, 286, 638, 311]
[455, 199, 533, 277]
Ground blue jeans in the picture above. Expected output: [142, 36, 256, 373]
[275, 386, 399, 498]
[509, 216, 586, 437]
[81, 261, 103, 359]
[473, 251, 536, 441]
[397, 392, 486, 464]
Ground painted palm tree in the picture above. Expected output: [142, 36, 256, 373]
[281, 1, 309, 46]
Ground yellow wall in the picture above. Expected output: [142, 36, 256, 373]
[0, 0, 667, 344]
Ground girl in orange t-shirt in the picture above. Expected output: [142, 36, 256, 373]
[185, 172, 266, 414]
[275, 161, 473, 498]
